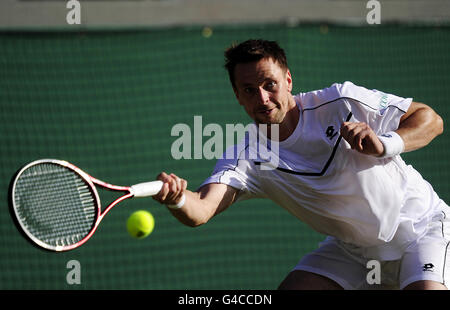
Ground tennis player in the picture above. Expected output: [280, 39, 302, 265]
[153, 39, 448, 290]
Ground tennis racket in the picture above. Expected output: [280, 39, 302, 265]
[10, 159, 163, 252]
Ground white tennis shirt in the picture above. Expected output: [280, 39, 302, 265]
[201, 81, 446, 260]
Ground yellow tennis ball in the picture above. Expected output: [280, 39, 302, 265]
[126, 210, 154, 239]
[202, 26, 213, 38]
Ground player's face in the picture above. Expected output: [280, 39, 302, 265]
[233, 58, 294, 125]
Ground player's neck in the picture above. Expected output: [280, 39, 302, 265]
[272, 96, 299, 141]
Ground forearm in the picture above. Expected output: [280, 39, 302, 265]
[166, 190, 214, 227]
[152, 172, 237, 227]
[396, 103, 444, 152]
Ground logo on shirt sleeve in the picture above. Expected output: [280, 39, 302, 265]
[379, 93, 389, 115]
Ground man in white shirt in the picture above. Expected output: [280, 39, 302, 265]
[153, 39, 446, 290]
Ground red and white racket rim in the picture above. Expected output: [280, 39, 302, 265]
[12, 159, 105, 252]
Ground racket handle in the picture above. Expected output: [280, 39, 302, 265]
[130, 181, 163, 198]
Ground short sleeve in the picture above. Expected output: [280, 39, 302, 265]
[336, 81, 413, 134]
[199, 144, 264, 201]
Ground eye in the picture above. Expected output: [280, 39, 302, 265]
[244, 87, 256, 95]
[265, 81, 277, 91]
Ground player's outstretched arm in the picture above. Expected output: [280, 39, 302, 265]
[152, 172, 239, 227]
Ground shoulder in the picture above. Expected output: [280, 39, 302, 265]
[295, 81, 382, 111]
[215, 129, 255, 170]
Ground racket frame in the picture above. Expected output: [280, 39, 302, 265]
[12, 159, 134, 252]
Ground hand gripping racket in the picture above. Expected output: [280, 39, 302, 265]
[10, 159, 163, 252]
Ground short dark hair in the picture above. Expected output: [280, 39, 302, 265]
[224, 39, 288, 88]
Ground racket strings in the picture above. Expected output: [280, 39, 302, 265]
[14, 163, 97, 248]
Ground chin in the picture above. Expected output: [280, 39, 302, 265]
[253, 111, 283, 125]
[256, 119, 281, 126]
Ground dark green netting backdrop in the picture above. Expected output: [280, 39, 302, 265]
[1, 24, 449, 289]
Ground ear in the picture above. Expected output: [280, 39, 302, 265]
[286, 69, 293, 92]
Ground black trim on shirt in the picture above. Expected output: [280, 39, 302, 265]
[254, 112, 353, 176]
[302, 96, 407, 114]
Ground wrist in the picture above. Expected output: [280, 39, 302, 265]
[166, 193, 186, 210]
[377, 131, 405, 158]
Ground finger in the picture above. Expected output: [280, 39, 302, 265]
[156, 172, 171, 183]
[355, 128, 379, 154]
[165, 178, 176, 201]
[162, 182, 171, 201]
[152, 182, 170, 202]
[181, 179, 187, 192]
[153, 172, 171, 201]
[170, 173, 181, 191]
[340, 122, 358, 141]
[340, 121, 358, 132]
[354, 132, 366, 152]
[173, 179, 188, 202]
[347, 123, 372, 150]
[353, 128, 370, 151]
[345, 125, 364, 149]
[356, 123, 376, 150]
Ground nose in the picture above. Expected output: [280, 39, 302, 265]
[257, 87, 270, 106]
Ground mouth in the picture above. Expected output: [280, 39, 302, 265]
[259, 108, 275, 115]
